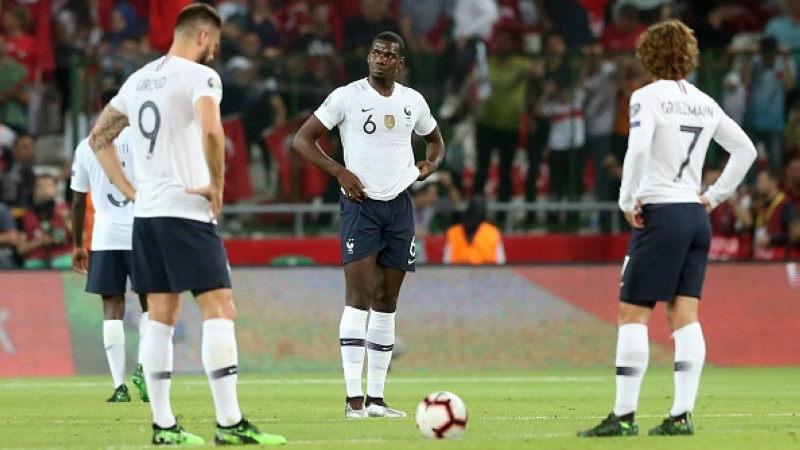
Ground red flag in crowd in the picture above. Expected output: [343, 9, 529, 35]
[222, 116, 253, 203]
[148, 0, 191, 52]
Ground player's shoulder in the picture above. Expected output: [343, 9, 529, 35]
[397, 82, 426, 103]
[74, 137, 92, 160]
[115, 126, 134, 145]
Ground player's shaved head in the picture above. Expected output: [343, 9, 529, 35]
[174, 3, 221, 37]
[636, 20, 698, 81]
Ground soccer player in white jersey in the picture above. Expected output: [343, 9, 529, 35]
[71, 88, 149, 404]
[87, 4, 286, 446]
[579, 21, 756, 437]
[292, 31, 445, 419]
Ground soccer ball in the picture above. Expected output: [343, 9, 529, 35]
[415, 391, 468, 439]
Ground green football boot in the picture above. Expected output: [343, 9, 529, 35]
[648, 413, 694, 435]
[215, 418, 287, 446]
[578, 412, 639, 437]
[106, 384, 131, 402]
[151, 422, 206, 446]
[131, 363, 149, 402]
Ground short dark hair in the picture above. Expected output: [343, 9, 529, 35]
[175, 3, 221, 33]
[373, 31, 405, 56]
[100, 87, 119, 108]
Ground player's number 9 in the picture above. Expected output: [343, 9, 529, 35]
[363, 114, 376, 134]
[138, 101, 161, 159]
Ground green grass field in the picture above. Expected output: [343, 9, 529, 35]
[1, 367, 798, 450]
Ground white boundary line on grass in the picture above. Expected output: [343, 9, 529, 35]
[0, 375, 604, 389]
[1, 412, 796, 426]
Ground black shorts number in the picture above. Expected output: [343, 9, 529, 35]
[138, 101, 161, 159]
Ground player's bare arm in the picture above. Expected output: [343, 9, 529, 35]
[70, 191, 88, 274]
[292, 115, 366, 202]
[186, 96, 226, 218]
[89, 105, 136, 201]
[417, 125, 444, 181]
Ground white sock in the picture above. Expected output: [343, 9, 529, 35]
[142, 320, 175, 428]
[670, 322, 706, 416]
[339, 306, 368, 398]
[137, 312, 149, 365]
[103, 320, 125, 389]
[202, 319, 243, 427]
[366, 310, 395, 399]
[613, 323, 649, 417]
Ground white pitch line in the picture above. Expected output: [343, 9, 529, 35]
[0, 376, 603, 389]
[484, 412, 799, 421]
[2, 412, 796, 426]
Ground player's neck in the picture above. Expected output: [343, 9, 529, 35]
[368, 76, 395, 97]
[167, 41, 198, 64]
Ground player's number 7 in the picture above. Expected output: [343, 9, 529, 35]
[674, 125, 703, 182]
[138, 101, 161, 160]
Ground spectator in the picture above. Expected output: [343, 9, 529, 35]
[582, 45, 618, 230]
[440, 0, 499, 115]
[344, 0, 401, 52]
[411, 171, 461, 264]
[104, 1, 142, 49]
[538, 78, 586, 230]
[294, 2, 336, 58]
[599, 4, 646, 52]
[412, 171, 461, 237]
[2, 5, 37, 82]
[444, 197, 506, 265]
[704, 166, 753, 260]
[753, 168, 795, 260]
[764, 0, 800, 52]
[248, 0, 281, 57]
[16, 173, 72, 269]
[786, 157, 800, 209]
[0, 201, 19, 269]
[0, 133, 36, 208]
[722, 66, 747, 125]
[399, 0, 448, 55]
[541, 0, 594, 48]
[473, 26, 531, 213]
[743, 37, 795, 171]
[523, 57, 548, 215]
[0, 33, 28, 132]
[785, 99, 800, 158]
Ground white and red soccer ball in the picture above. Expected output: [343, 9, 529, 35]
[415, 391, 468, 439]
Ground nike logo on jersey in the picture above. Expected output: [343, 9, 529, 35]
[408, 258, 416, 265]
[361, 108, 374, 112]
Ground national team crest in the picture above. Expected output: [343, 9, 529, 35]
[384, 114, 395, 129]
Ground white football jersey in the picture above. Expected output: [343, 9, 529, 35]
[315, 78, 437, 201]
[71, 127, 136, 250]
[109, 55, 223, 222]
[619, 79, 756, 212]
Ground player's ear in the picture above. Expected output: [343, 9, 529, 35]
[399, 56, 406, 69]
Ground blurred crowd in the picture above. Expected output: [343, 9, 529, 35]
[1, 0, 800, 268]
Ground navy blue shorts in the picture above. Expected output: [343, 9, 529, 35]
[86, 250, 134, 296]
[620, 203, 711, 308]
[340, 191, 416, 272]
[132, 217, 232, 296]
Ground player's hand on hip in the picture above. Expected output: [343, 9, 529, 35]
[624, 202, 644, 229]
[72, 246, 88, 275]
[416, 160, 437, 181]
[186, 184, 223, 218]
[699, 194, 712, 212]
[335, 167, 365, 203]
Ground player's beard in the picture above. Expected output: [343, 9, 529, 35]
[197, 45, 214, 67]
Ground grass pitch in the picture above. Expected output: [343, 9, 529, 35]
[1, 367, 798, 450]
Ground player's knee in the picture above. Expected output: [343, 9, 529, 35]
[617, 305, 651, 325]
[102, 296, 125, 320]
